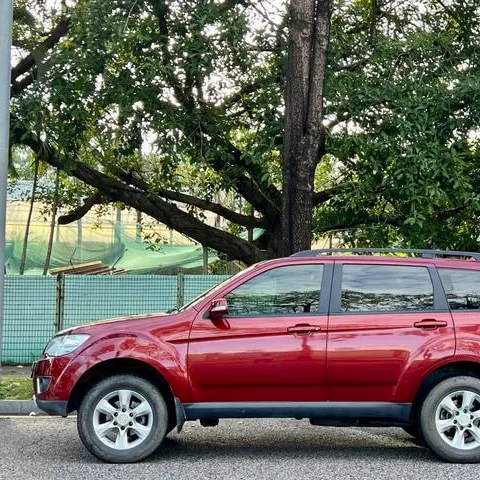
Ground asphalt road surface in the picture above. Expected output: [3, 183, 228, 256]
[1, 417, 479, 480]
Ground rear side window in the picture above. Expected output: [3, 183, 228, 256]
[438, 269, 480, 310]
[226, 264, 324, 316]
[341, 264, 434, 312]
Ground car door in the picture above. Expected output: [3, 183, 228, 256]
[438, 266, 480, 358]
[326, 260, 455, 402]
[188, 261, 333, 402]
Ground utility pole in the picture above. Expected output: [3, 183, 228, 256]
[0, 0, 13, 368]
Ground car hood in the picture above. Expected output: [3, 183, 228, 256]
[56, 311, 174, 336]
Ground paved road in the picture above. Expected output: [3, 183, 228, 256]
[1, 417, 479, 480]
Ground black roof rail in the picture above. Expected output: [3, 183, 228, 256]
[291, 248, 480, 261]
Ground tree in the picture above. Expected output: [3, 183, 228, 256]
[9, 0, 480, 265]
[18, 156, 39, 275]
[43, 168, 60, 275]
[282, 0, 332, 255]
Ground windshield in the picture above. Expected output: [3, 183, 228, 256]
[177, 263, 261, 312]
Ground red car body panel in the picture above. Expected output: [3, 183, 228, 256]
[326, 311, 455, 402]
[188, 312, 328, 402]
[34, 312, 195, 403]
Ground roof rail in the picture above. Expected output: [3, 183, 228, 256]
[291, 248, 480, 261]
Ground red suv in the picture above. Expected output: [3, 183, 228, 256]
[32, 248, 480, 463]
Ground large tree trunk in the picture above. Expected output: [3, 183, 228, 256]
[282, 0, 333, 256]
[19, 157, 40, 275]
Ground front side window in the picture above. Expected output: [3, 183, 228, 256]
[226, 264, 324, 317]
[341, 264, 434, 312]
[439, 268, 480, 310]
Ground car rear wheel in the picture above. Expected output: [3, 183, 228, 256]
[78, 374, 168, 463]
[420, 376, 480, 463]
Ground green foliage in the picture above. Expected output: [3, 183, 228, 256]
[317, 0, 480, 249]
[10, 0, 480, 255]
[0, 376, 33, 400]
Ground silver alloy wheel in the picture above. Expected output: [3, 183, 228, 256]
[92, 389, 153, 450]
[435, 390, 480, 451]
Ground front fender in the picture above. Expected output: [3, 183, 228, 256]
[45, 332, 190, 403]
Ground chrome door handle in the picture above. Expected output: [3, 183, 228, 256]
[287, 324, 322, 335]
[413, 319, 448, 330]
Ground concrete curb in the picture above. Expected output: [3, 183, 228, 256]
[0, 400, 43, 415]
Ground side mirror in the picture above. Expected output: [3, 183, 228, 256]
[209, 298, 229, 320]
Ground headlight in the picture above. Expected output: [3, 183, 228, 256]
[44, 334, 90, 357]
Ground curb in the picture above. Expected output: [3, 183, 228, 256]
[0, 400, 43, 416]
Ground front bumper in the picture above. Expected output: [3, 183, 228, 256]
[32, 356, 73, 416]
[35, 398, 69, 417]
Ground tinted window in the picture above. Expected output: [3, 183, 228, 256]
[341, 265, 434, 312]
[439, 269, 480, 310]
[226, 264, 323, 316]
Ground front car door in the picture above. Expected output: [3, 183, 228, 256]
[326, 260, 455, 402]
[188, 261, 332, 402]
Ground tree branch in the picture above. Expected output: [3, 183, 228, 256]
[12, 122, 268, 264]
[222, 78, 268, 109]
[103, 162, 268, 228]
[313, 184, 350, 205]
[11, 17, 70, 83]
[11, 72, 36, 96]
[157, 189, 268, 229]
[151, 0, 195, 109]
[316, 215, 401, 234]
[316, 204, 472, 235]
[58, 191, 104, 225]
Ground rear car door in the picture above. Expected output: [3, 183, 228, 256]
[438, 266, 480, 358]
[326, 260, 455, 401]
[188, 261, 333, 402]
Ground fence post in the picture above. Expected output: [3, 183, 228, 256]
[55, 274, 65, 333]
[176, 273, 184, 310]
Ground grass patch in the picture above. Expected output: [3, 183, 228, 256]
[0, 376, 34, 400]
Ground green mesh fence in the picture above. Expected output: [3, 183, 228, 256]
[2, 276, 57, 365]
[2, 274, 231, 364]
[63, 276, 178, 328]
[184, 275, 230, 303]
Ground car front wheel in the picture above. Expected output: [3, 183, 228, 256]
[77, 374, 169, 463]
[420, 376, 480, 463]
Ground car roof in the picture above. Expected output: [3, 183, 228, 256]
[260, 253, 480, 270]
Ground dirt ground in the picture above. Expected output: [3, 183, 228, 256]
[0, 364, 32, 378]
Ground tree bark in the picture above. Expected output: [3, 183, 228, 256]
[282, 0, 333, 256]
[19, 157, 40, 275]
[43, 169, 60, 275]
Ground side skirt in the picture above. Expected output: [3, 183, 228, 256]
[178, 402, 411, 427]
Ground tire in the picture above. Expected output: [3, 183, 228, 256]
[78, 374, 169, 463]
[420, 376, 480, 463]
[402, 424, 425, 445]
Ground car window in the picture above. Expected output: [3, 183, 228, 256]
[341, 264, 434, 312]
[438, 268, 480, 310]
[225, 264, 324, 316]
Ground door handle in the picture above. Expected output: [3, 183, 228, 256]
[287, 324, 322, 336]
[413, 319, 448, 330]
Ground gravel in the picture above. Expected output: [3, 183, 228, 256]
[1, 417, 480, 480]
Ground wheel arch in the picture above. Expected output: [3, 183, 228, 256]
[68, 358, 177, 430]
[410, 361, 480, 422]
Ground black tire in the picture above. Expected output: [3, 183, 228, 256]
[420, 376, 480, 463]
[402, 424, 425, 445]
[78, 374, 168, 463]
